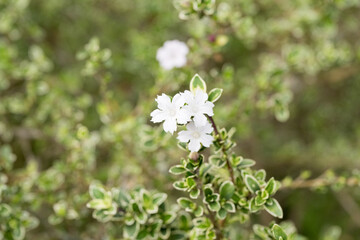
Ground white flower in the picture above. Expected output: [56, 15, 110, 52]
[181, 90, 214, 127]
[177, 121, 214, 152]
[150, 93, 191, 134]
[156, 40, 189, 70]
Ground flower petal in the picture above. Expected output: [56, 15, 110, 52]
[150, 109, 167, 123]
[181, 90, 194, 104]
[201, 122, 214, 134]
[188, 139, 201, 152]
[157, 40, 188, 70]
[193, 113, 208, 127]
[156, 94, 171, 110]
[176, 109, 191, 124]
[177, 130, 192, 142]
[172, 93, 186, 108]
[163, 118, 177, 134]
[173, 56, 187, 68]
[200, 101, 214, 116]
[194, 90, 208, 103]
[200, 134, 214, 147]
[185, 121, 197, 131]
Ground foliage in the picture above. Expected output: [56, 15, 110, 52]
[1, 0, 360, 239]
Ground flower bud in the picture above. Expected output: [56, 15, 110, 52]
[189, 152, 199, 160]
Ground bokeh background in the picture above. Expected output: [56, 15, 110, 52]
[1, 0, 360, 239]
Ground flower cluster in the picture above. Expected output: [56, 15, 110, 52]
[156, 40, 189, 70]
[150, 76, 215, 152]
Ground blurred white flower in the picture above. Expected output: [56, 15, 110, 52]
[150, 93, 191, 134]
[177, 121, 214, 152]
[156, 40, 189, 70]
[181, 90, 214, 127]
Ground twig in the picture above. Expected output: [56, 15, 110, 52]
[335, 192, 360, 227]
[280, 174, 359, 190]
[194, 165, 224, 239]
[208, 116, 219, 136]
[208, 116, 235, 184]
[280, 178, 330, 190]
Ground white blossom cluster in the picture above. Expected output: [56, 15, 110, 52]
[150, 90, 214, 152]
[156, 40, 189, 70]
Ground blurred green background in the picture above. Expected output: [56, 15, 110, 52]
[1, 0, 360, 239]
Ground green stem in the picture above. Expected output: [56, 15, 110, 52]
[208, 116, 235, 184]
[280, 175, 359, 190]
[194, 160, 224, 239]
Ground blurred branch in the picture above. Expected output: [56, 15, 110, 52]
[319, 65, 360, 83]
[280, 171, 360, 190]
[335, 192, 360, 227]
[14, 127, 44, 139]
[0, 79, 25, 98]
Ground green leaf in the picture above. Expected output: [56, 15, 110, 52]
[48, 214, 63, 225]
[223, 201, 235, 213]
[208, 88, 223, 102]
[11, 224, 25, 240]
[190, 188, 200, 199]
[207, 230, 216, 239]
[199, 163, 212, 177]
[131, 202, 147, 224]
[184, 161, 196, 172]
[103, 203, 117, 215]
[244, 175, 261, 194]
[203, 185, 214, 196]
[265, 198, 283, 219]
[209, 155, 224, 167]
[177, 197, 193, 209]
[53, 201, 67, 217]
[260, 189, 269, 200]
[193, 217, 211, 229]
[219, 181, 235, 200]
[208, 201, 221, 212]
[255, 194, 267, 206]
[141, 189, 152, 205]
[178, 142, 188, 151]
[237, 159, 256, 168]
[125, 214, 135, 225]
[230, 156, 243, 167]
[219, 128, 227, 139]
[179, 213, 192, 230]
[249, 198, 263, 212]
[162, 212, 176, 224]
[0, 203, 11, 217]
[194, 206, 204, 217]
[148, 219, 162, 238]
[159, 228, 171, 239]
[86, 198, 112, 210]
[190, 74, 207, 93]
[112, 188, 130, 206]
[92, 209, 113, 223]
[253, 224, 268, 238]
[144, 202, 157, 214]
[265, 177, 277, 195]
[186, 176, 196, 190]
[169, 165, 187, 175]
[124, 222, 140, 239]
[152, 192, 167, 206]
[255, 169, 266, 181]
[136, 230, 148, 240]
[173, 181, 188, 191]
[275, 106, 290, 123]
[89, 183, 107, 199]
[169, 230, 187, 240]
[272, 224, 288, 240]
[216, 208, 227, 220]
